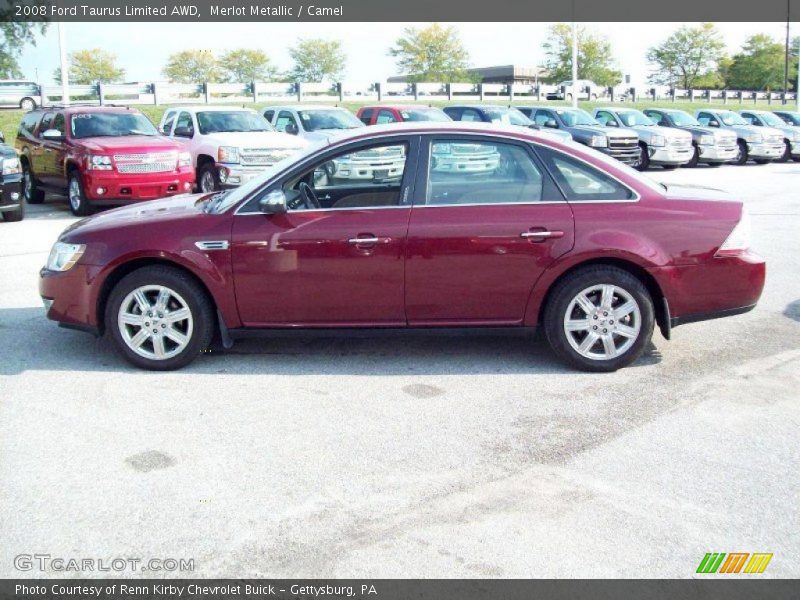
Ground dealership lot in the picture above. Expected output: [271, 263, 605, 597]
[1, 162, 798, 577]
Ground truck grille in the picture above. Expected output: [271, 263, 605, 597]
[766, 134, 783, 145]
[669, 137, 692, 149]
[240, 148, 295, 166]
[608, 137, 638, 151]
[114, 152, 177, 174]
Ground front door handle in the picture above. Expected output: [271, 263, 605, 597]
[521, 229, 564, 240]
[347, 235, 391, 246]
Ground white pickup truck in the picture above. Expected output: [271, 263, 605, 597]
[158, 106, 307, 192]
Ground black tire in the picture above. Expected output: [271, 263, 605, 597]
[734, 140, 749, 165]
[21, 161, 45, 204]
[634, 143, 650, 171]
[197, 162, 220, 193]
[67, 170, 93, 216]
[105, 265, 215, 371]
[1, 203, 24, 222]
[706, 162, 722, 167]
[543, 266, 655, 372]
[19, 97, 36, 111]
[777, 141, 791, 163]
[685, 145, 700, 168]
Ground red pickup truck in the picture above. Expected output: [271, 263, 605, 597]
[356, 105, 451, 125]
[16, 105, 194, 216]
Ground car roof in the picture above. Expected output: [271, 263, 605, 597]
[166, 105, 258, 113]
[446, 104, 509, 110]
[360, 105, 443, 110]
[261, 104, 345, 111]
[35, 105, 140, 115]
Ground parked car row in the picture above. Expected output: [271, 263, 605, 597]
[9, 102, 800, 221]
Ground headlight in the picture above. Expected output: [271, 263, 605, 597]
[699, 135, 715, 146]
[2, 157, 20, 175]
[218, 146, 239, 163]
[745, 134, 763, 144]
[588, 135, 607, 148]
[177, 151, 192, 168]
[46, 242, 86, 272]
[650, 135, 666, 147]
[88, 155, 112, 170]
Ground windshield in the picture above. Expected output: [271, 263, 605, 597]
[756, 112, 785, 127]
[483, 107, 531, 126]
[555, 109, 597, 127]
[719, 111, 748, 126]
[398, 108, 451, 122]
[667, 111, 699, 126]
[70, 112, 158, 138]
[781, 112, 800, 125]
[197, 111, 272, 134]
[206, 142, 324, 214]
[616, 110, 655, 127]
[298, 109, 363, 131]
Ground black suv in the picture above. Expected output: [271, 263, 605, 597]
[0, 132, 24, 222]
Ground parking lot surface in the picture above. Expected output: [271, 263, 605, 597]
[1, 162, 798, 578]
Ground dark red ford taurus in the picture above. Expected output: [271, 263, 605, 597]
[39, 122, 765, 371]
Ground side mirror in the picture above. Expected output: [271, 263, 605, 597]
[258, 189, 287, 215]
[284, 122, 299, 135]
[41, 129, 64, 141]
[708, 120, 719, 128]
[545, 119, 558, 128]
[174, 126, 194, 138]
[605, 120, 618, 127]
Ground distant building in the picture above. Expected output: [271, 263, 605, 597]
[388, 65, 541, 85]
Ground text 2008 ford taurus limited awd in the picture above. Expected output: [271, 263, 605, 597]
[39, 122, 765, 372]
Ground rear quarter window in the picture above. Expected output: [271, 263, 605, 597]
[536, 145, 636, 201]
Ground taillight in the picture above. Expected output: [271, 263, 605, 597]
[715, 207, 751, 257]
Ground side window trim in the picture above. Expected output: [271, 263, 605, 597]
[237, 135, 421, 214]
[532, 143, 639, 203]
[414, 134, 565, 207]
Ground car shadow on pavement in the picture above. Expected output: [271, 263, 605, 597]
[784, 299, 800, 322]
[0, 307, 662, 376]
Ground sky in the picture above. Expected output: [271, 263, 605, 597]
[16, 21, 795, 87]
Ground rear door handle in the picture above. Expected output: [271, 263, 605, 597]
[521, 229, 564, 240]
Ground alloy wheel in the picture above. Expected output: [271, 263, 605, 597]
[563, 284, 641, 360]
[117, 285, 194, 361]
[22, 170, 32, 201]
[199, 170, 216, 193]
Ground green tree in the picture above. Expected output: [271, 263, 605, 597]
[388, 23, 472, 83]
[163, 49, 222, 83]
[287, 38, 346, 82]
[645, 23, 725, 89]
[541, 24, 621, 87]
[219, 49, 278, 83]
[0, 21, 48, 79]
[53, 49, 125, 84]
[726, 34, 786, 90]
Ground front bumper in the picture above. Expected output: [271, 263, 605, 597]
[82, 169, 195, 203]
[698, 144, 738, 163]
[0, 175, 23, 211]
[217, 163, 272, 188]
[649, 145, 693, 165]
[746, 142, 784, 160]
[597, 146, 640, 165]
[333, 158, 405, 181]
[39, 263, 103, 334]
[649, 250, 766, 327]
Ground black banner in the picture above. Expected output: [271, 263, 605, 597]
[1, 0, 799, 22]
[2, 580, 800, 600]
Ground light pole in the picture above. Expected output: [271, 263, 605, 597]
[58, 22, 69, 106]
[571, 22, 578, 108]
[784, 0, 790, 104]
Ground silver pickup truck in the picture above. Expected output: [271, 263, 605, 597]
[695, 109, 784, 165]
[642, 108, 737, 167]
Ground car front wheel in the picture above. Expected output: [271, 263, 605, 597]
[106, 266, 214, 370]
[21, 162, 45, 204]
[544, 266, 655, 372]
[197, 163, 220, 193]
[68, 171, 93, 216]
[734, 140, 749, 165]
[633, 143, 650, 171]
[778, 141, 791, 163]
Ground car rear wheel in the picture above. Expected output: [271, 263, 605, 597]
[734, 140, 749, 165]
[67, 171, 93, 216]
[106, 266, 214, 371]
[21, 162, 45, 204]
[197, 163, 220, 193]
[19, 97, 36, 111]
[543, 266, 654, 372]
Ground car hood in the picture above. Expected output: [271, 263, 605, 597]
[568, 125, 637, 138]
[202, 131, 308, 149]
[76, 135, 184, 154]
[60, 194, 209, 241]
[664, 184, 732, 202]
[631, 125, 691, 140]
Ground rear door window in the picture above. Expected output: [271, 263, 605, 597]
[275, 111, 298, 133]
[536, 146, 635, 201]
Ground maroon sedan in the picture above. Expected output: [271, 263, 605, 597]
[39, 122, 765, 372]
